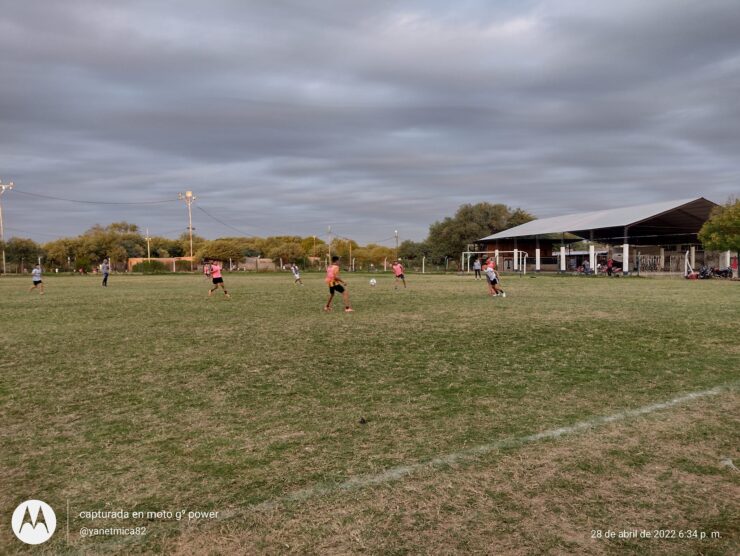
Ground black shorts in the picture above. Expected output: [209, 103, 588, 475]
[329, 284, 345, 294]
[487, 277, 498, 285]
[33, 280, 42, 285]
[396, 274, 405, 279]
[212, 277, 224, 284]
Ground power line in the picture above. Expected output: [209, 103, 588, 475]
[196, 205, 261, 236]
[3, 226, 65, 239]
[152, 227, 192, 236]
[367, 235, 397, 245]
[12, 189, 179, 205]
[197, 205, 332, 240]
[331, 229, 396, 245]
[8, 187, 402, 244]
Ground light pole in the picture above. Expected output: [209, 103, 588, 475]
[327, 225, 332, 260]
[178, 191, 196, 271]
[0, 180, 14, 276]
[394, 229, 399, 260]
[145, 228, 152, 261]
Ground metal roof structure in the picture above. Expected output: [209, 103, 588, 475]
[480, 197, 718, 245]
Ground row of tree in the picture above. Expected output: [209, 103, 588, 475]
[3, 199, 735, 272]
[0, 203, 536, 271]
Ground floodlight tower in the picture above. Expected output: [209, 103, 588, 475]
[0, 179, 14, 276]
[394, 229, 399, 260]
[178, 190, 196, 270]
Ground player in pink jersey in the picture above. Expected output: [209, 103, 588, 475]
[324, 256, 353, 312]
[391, 259, 406, 289]
[207, 260, 230, 298]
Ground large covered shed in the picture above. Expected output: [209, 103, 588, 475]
[477, 197, 723, 274]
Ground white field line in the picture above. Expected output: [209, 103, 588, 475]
[247, 384, 736, 512]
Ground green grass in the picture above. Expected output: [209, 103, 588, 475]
[0, 272, 738, 554]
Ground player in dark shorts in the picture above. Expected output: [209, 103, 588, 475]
[484, 259, 505, 297]
[208, 261, 230, 298]
[29, 264, 45, 295]
[324, 256, 353, 312]
[392, 260, 406, 289]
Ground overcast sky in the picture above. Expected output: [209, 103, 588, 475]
[1, 0, 738, 244]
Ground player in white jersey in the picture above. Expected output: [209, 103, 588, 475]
[290, 262, 303, 285]
[29, 264, 45, 295]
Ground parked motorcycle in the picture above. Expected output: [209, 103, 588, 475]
[711, 267, 733, 279]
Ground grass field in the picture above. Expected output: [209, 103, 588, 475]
[1, 272, 738, 555]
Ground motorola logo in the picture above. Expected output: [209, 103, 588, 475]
[12, 500, 57, 545]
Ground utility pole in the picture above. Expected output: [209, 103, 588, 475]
[145, 228, 152, 261]
[327, 225, 332, 260]
[395, 229, 399, 260]
[0, 179, 14, 276]
[178, 190, 196, 271]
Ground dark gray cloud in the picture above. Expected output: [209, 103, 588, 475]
[1, 0, 738, 244]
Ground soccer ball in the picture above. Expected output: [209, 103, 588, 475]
[369, 278, 377, 287]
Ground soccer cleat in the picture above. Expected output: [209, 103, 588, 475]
[323, 306, 332, 312]
[344, 307, 354, 313]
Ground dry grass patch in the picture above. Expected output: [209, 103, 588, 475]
[166, 391, 739, 556]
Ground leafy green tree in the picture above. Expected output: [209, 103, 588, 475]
[699, 199, 740, 252]
[426, 203, 534, 262]
[300, 236, 325, 258]
[398, 240, 431, 262]
[149, 236, 183, 258]
[353, 244, 395, 269]
[330, 238, 359, 261]
[196, 239, 243, 262]
[178, 232, 206, 257]
[5, 237, 43, 271]
[508, 208, 536, 229]
[43, 237, 82, 269]
[255, 236, 302, 257]
[213, 236, 262, 257]
[132, 260, 168, 273]
[72, 222, 146, 263]
[108, 222, 140, 234]
[268, 242, 305, 265]
[699, 199, 740, 275]
[74, 256, 93, 272]
[108, 246, 129, 270]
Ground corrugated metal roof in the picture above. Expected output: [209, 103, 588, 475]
[480, 198, 707, 240]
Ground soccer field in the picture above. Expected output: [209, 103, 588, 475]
[1, 272, 738, 554]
